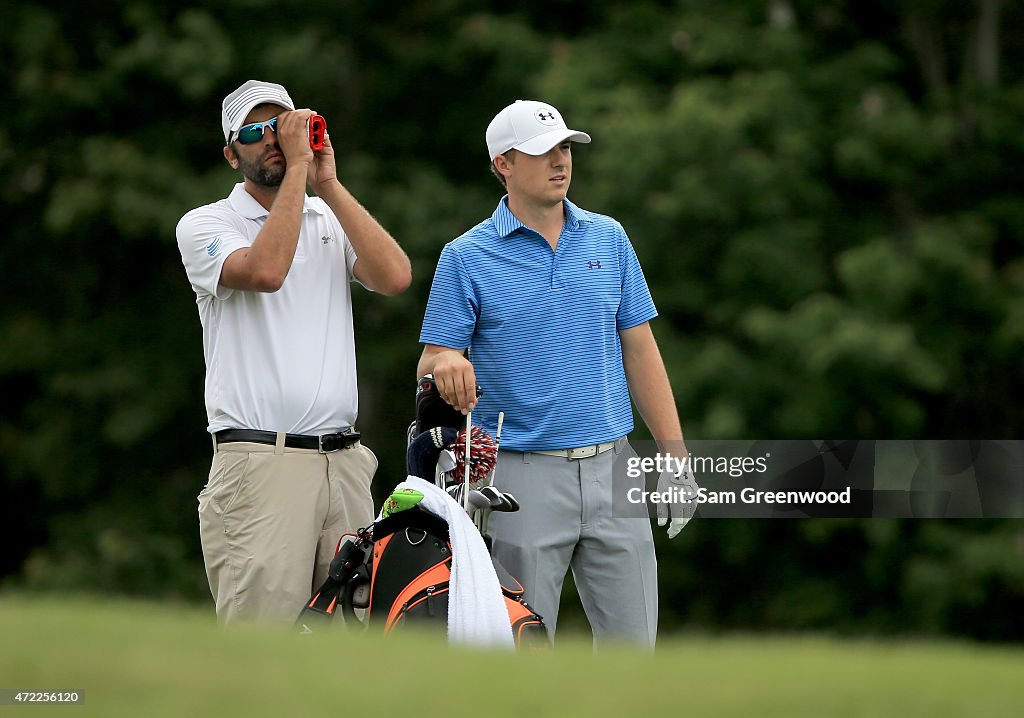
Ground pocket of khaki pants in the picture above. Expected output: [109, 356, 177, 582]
[199, 450, 251, 516]
[359, 444, 379, 477]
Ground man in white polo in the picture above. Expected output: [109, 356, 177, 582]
[417, 100, 695, 646]
[176, 80, 411, 623]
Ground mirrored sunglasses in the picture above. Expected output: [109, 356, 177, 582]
[233, 117, 278, 145]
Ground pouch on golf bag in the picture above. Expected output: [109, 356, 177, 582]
[298, 505, 548, 649]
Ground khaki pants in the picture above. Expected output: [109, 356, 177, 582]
[197, 438, 377, 624]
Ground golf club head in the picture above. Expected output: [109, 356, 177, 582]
[467, 489, 491, 512]
[437, 449, 457, 474]
[479, 485, 502, 508]
[446, 484, 491, 512]
[501, 491, 520, 512]
[480, 485, 517, 512]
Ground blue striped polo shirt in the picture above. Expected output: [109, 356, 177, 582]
[419, 197, 658, 451]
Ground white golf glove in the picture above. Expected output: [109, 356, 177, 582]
[656, 465, 700, 539]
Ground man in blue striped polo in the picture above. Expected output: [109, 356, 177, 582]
[417, 100, 692, 647]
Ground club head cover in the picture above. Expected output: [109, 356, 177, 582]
[414, 375, 482, 435]
[448, 425, 498, 484]
[407, 426, 459, 479]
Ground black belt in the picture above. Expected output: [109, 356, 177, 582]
[214, 429, 361, 453]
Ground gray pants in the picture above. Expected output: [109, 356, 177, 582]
[487, 437, 658, 647]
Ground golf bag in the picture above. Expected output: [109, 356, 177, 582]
[298, 376, 547, 648]
[300, 503, 546, 647]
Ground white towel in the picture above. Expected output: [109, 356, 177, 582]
[377, 476, 515, 649]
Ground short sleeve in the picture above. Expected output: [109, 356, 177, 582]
[176, 209, 251, 300]
[418, 242, 479, 349]
[615, 223, 658, 330]
[345, 235, 358, 281]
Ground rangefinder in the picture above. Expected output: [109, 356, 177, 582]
[309, 114, 327, 151]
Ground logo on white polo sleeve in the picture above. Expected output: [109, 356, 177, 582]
[206, 237, 223, 257]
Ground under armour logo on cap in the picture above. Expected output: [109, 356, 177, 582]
[535, 109, 558, 125]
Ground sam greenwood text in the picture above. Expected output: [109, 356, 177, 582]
[627, 485, 853, 506]
[624, 453, 851, 507]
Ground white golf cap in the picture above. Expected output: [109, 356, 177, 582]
[485, 100, 591, 160]
[221, 80, 295, 143]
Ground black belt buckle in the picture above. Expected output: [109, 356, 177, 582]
[318, 430, 360, 454]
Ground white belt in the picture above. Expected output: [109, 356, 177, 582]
[532, 441, 616, 460]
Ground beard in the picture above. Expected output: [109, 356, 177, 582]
[236, 149, 286, 187]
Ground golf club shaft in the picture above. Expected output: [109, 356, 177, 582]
[463, 410, 472, 512]
[480, 411, 505, 534]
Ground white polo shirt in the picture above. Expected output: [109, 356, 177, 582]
[176, 183, 361, 435]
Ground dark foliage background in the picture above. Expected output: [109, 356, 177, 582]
[2, 0, 1022, 640]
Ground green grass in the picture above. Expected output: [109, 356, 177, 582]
[1, 595, 1022, 717]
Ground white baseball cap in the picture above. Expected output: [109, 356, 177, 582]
[221, 80, 295, 143]
[485, 100, 591, 160]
